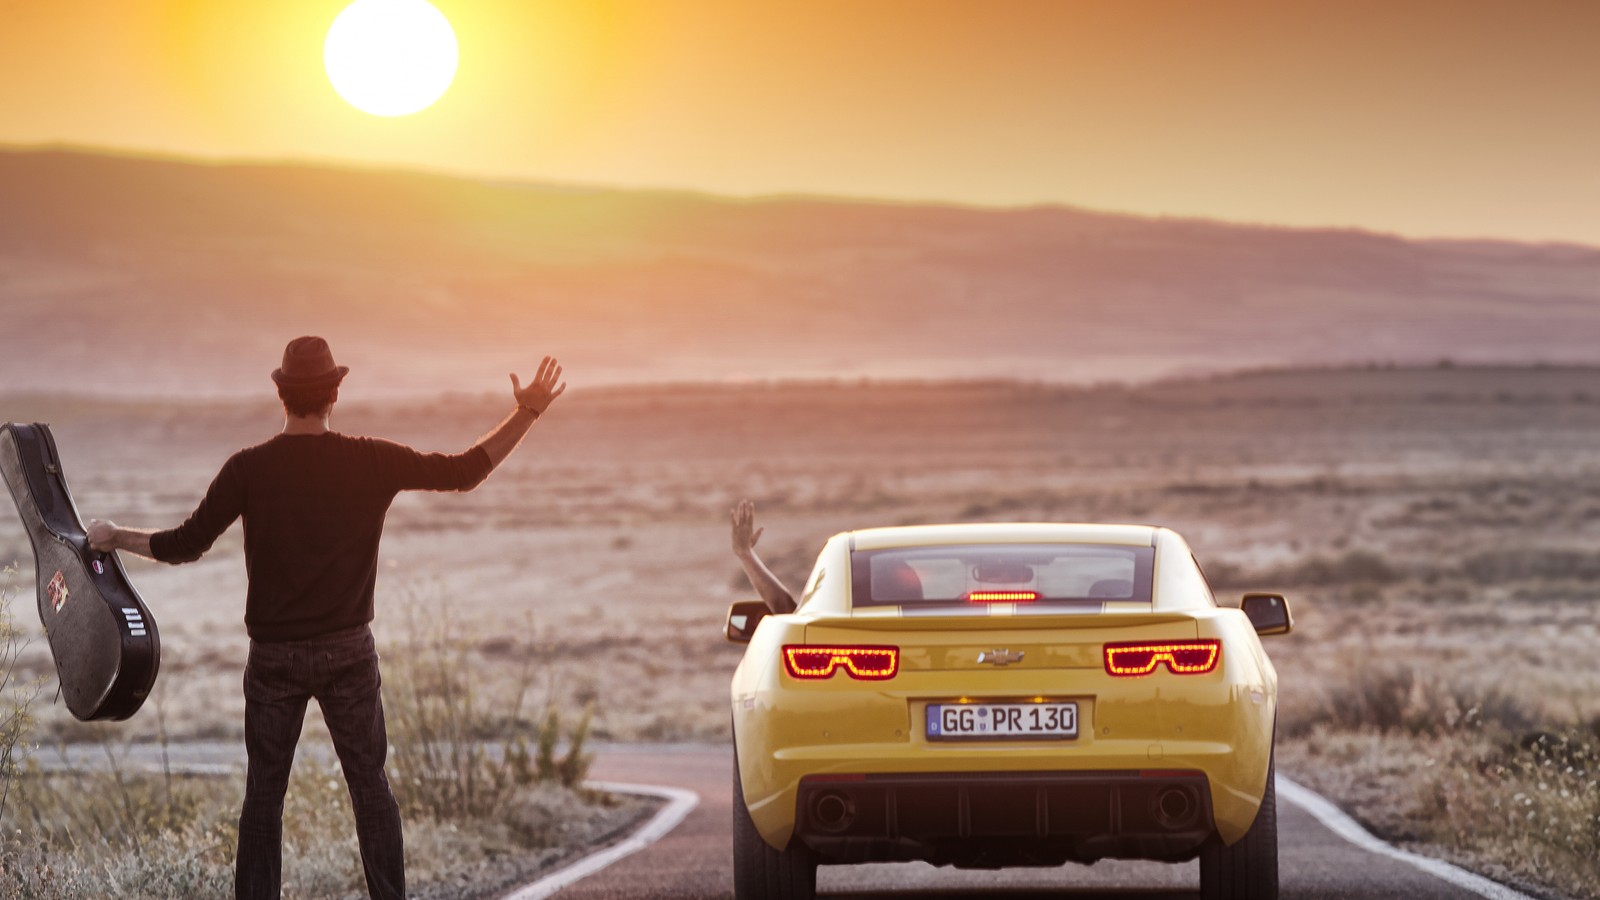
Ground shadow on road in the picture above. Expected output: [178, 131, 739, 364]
[825, 883, 1190, 890]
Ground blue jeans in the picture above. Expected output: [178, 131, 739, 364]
[236, 625, 404, 900]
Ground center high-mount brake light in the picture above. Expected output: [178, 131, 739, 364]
[965, 591, 1041, 603]
[783, 645, 899, 681]
[1104, 640, 1221, 676]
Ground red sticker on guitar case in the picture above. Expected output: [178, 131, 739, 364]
[47, 570, 70, 612]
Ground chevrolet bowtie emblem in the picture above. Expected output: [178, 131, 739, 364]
[977, 649, 1024, 666]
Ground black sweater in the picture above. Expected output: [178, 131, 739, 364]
[151, 432, 492, 641]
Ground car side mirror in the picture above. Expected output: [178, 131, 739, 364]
[1240, 593, 1293, 636]
[725, 600, 770, 643]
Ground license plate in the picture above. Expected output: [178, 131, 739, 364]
[926, 702, 1078, 740]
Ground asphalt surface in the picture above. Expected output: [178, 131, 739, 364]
[561, 745, 1507, 900]
[45, 741, 1513, 899]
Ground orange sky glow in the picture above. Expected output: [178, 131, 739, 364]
[2, 0, 1597, 245]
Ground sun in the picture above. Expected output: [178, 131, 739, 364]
[324, 0, 458, 117]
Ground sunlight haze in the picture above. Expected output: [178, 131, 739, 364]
[1, 0, 1596, 245]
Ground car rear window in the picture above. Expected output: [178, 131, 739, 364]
[850, 543, 1155, 608]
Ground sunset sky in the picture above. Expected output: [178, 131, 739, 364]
[3, 0, 1597, 245]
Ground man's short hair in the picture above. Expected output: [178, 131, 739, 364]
[279, 385, 338, 418]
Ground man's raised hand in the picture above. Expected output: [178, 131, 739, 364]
[510, 356, 567, 415]
[474, 356, 567, 470]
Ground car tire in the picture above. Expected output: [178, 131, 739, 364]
[1199, 747, 1278, 900]
[732, 756, 817, 900]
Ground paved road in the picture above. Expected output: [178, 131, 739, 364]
[561, 745, 1504, 900]
[43, 741, 1511, 899]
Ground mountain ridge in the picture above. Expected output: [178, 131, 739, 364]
[2, 147, 1597, 396]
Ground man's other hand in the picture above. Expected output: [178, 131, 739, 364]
[510, 356, 567, 415]
[87, 518, 119, 552]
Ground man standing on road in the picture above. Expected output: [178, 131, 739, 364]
[87, 336, 566, 900]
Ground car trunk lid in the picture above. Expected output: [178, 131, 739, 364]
[803, 610, 1198, 671]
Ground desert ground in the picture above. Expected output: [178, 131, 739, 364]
[2, 364, 1598, 896]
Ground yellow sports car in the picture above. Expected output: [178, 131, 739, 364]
[726, 523, 1292, 900]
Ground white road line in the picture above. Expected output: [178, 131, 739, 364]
[34, 758, 238, 777]
[159, 763, 236, 777]
[1277, 775, 1535, 900]
[501, 781, 701, 900]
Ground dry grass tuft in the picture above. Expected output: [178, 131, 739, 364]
[1284, 726, 1600, 899]
[385, 583, 596, 823]
[1283, 663, 1539, 739]
[0, 575, 638, 898]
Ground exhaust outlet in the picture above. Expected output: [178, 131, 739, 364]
[1155, 787, 1196, 827]
[811, 791, 856, 833]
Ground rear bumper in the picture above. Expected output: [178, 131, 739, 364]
[794, 770, 1213, 867]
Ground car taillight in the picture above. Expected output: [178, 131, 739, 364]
[1104, 640, 1220, 676]
[783, 645, 899, 680]
[965, 590, 1040, 603]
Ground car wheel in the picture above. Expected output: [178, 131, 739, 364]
[1199, 747, 1278, 900]
[732, 755, 817, 900]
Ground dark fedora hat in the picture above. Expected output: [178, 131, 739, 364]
[271, 336, 349, 389]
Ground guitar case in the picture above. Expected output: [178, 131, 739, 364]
[0, 422, 159, 721]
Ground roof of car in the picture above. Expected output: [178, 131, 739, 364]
[849, 523, 1160, 551]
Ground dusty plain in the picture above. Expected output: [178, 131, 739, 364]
[2, 364, 1598, 896]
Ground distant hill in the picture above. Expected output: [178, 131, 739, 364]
[1, 147, 1597, 396]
